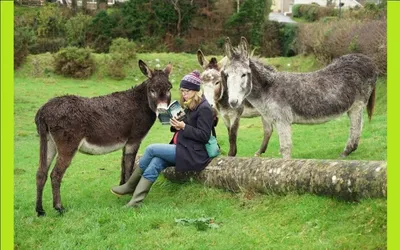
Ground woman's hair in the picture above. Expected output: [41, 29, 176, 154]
[180, 89, 203, 110]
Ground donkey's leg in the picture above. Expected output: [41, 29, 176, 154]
[255, 116, 273, 157]
[341, 104, 364, 157]
[36, 135, 57, 216]
[220, 112, 234, 156]
[275, 121, 292, 159]
[222, 110, 241, 156]
[120, 141, 141, 185]
[228, 115, 240, 157]
[50, 145, 77, 214]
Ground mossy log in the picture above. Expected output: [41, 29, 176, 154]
[162, 157, 387, 200]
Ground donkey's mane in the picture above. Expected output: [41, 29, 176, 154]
[250, 56, 277, 73]
[231, 47, 244, 59]
[205, 57, 219, 70]
[249, 58, 276, 89]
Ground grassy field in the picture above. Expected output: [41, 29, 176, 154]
[14, 53, 386, 249]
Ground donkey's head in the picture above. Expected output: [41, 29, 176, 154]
[197, 50, 227, 108]
[222, 37, 252, 108]
[139, 60, 173, 114]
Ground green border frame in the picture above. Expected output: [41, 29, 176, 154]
[1, 2, 396, 249]
[388, 2, 399, 249]
[1, 1, 14, 249]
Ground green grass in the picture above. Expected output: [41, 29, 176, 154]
[14, 53, 386, 249]
[291, 17, 313, 23]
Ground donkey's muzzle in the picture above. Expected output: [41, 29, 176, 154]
[229, 99, 239, 108]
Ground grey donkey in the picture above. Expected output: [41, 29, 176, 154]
[222, 37, 377, 159]
[197, 50, 276, 156]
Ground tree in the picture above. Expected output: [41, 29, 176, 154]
[226, 0, 271, 46]
[71, 0, 77, 14]
[170, 0, 182, 37]
[82, 0, 87, 13]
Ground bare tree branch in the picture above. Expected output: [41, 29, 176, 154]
[170, 0, 182, 37]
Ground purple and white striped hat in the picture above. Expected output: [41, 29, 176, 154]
[180, 70, 201, 91]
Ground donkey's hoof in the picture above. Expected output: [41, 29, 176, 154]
[55, 206, 66, 215]
[124, 202, 143, 209]
[340, 153, 348, 158]
[37, 211, 46, 217]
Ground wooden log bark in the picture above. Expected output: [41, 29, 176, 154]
[162, 157, 387, 200]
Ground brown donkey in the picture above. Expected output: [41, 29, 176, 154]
[35, 60, 172, 216]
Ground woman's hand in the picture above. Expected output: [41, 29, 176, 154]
[170, 117, 185, 130]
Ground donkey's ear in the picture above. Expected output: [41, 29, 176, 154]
[139, 60, 153, 78]
[197, 50, 209, 69]
[239, 36, 249, 59]
[164, 62, 173, 75]
[224, 37, 233, 59]
[218, 56, 228, 70]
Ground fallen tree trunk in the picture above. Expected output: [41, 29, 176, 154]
[162, 157, 387, 200]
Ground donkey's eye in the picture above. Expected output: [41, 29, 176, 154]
[215, 81, 220, 85]
[241, 74, 246, 78]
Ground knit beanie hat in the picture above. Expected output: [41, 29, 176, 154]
[180, 70, 201, 91]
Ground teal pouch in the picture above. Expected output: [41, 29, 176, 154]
[205, 135, 220, 158]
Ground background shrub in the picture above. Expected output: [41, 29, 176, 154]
[279, 23, 298, 56]
[53, 47, 96, 78]
[226, 0, 271, 46]
[29, 37, 66, 54]
[301, 4, 319, 21]
[260, 21, 298, 58]
[109, 38, 136, 59]
[65, 13, 92, 47]
[296, 19, 386, 75]
[36, 3, 66, 38]
[294, 4, 335, 21]
[135, 36, 168, 53]
[342, 2, 386, 20]
[260, 21, 281, 57]
[86, 11, 115, 52]
[292, 4, 301, 17]
[107, 53, 127, 80]
[14, 26, 35, 69]
[198, 41, 223, 55]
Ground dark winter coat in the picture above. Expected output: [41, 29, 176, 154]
[170, 97, 213, 172]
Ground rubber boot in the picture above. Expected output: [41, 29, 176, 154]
[125, 177, 153, 208]
[110, 167, 143, 196]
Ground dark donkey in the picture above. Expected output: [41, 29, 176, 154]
[35, 60, 172, 216]
[222, 37, 377, 159]
[197, 50, 274, 156]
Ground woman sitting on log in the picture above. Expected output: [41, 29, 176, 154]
[110, 71, 214, 207]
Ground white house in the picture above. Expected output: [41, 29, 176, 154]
[272, 0, 364, 14]
[293, 0, 362, 8]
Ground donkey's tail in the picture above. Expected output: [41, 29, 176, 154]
[35, 110, 48, 172]
[367, 87, 376, 122]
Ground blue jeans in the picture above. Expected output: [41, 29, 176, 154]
[139, 144, 176, 183]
